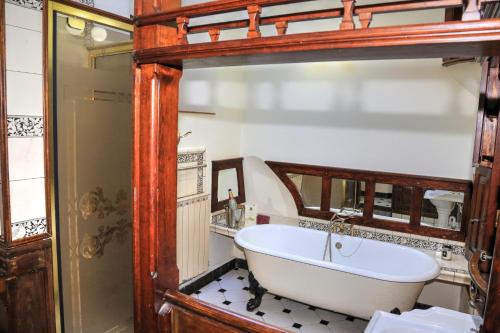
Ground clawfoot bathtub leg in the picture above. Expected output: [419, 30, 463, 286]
[247, 272, 267, 311]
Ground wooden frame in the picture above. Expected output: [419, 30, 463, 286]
[0, 0, 11, 246]
[211, 158, 246, 212]
[132, 1, 500, 332]
[266, 161, 472, 241]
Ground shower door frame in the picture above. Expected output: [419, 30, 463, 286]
[44, 1, 133, 332]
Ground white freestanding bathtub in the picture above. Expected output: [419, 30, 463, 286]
[234, 224, 440, 320]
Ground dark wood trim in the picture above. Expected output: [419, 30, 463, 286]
[135, 19, 500, 68]
[211, 158, 246, 212]
[164, 290, 288, 333]
[185, 0, 475, 35]
[133, 64, 181, 333]
[0, 238, 55, 333]
[135, 0, 498, 26]
[0, 0, 11, 245]
[266, 161, 471, 241]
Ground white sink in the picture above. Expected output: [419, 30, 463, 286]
[365, 307, 482, 333]
[424, 190, 464, 229]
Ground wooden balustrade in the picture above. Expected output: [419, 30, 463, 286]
[139, 0, 500, 45]
[265, 161, 472, 241]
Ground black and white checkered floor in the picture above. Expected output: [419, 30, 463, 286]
[190, 267, 368, 333]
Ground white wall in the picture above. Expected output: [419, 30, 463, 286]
[94, 0, 133, 18]
[180, 60, 480, 219]
[240, 59, 481, 216]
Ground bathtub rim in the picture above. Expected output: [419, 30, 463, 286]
[235, 224, 440, 283]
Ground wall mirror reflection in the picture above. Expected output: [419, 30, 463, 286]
[421, 190, 464, 230]
[373, 183, 411, 223]
[217, 168, 238, 201]
[211, 158, 245, 212]
[287, 174, 321, 209]
[331, 179, 364, 213]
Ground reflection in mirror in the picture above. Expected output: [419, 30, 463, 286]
[287, 174, 322, 209]
[373, 183, 411, 223]
[331, 179, 364, 213]
[217, 168, 238, 201]
[421, 190, 464, 230]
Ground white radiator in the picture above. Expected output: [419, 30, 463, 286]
[177, 148, 209, 283]
[177, 194, 210, 282]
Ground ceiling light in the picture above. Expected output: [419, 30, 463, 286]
[91, 26, 108, 42]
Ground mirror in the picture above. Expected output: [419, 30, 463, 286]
[287, 174, 321, 209]
[421, 189, 464, 230]
[218, 168, 238, 201]
[331, 179, 364, 213]
[373, 183, 411, 223]
[211, 158, 245, 212]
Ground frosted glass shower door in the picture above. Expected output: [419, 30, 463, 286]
[54, 11, 133, 333]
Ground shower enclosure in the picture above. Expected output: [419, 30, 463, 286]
[47, 2, 134, 332]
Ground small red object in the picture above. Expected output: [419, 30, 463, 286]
[257, 214, 270, 224]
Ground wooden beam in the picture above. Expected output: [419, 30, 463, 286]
[135, 19, 500, 68]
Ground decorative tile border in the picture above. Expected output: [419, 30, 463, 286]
[7, 116, 43, 137]
[12, 217, 47, 240]
[6, 0, 43, 10]
[211, 210, 227, 226]
[177, 194, 209, 208]
[298, 217, 466, 256]
[7, 0, 94, 10]
[178, 148, 205, 196]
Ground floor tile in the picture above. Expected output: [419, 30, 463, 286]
[262, 310, 295, 328]
[190, 268, 368, 333]
[328, 320, 362, 333]
[315, 309, 347, 323]
[290, 308, 321, 325]
[300, 323, 332, 333]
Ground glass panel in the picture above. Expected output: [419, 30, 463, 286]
[331, 179, 364, 214]
[287, 174, 322, 209]
[55, 13, 133, 333]
[218, 168, 238, 200]
[373, 183, 411, 223]
[422, 189, 464, 230]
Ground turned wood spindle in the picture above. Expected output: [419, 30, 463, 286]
[462, 0, 481, 20]
[275, 21, 288, 35]
[359, 12, 373, 29]
[176, 16, 190, 45]
[247, 5, 262, 38]
[208, 28, 221, 42]
[340, 0, 356, 30]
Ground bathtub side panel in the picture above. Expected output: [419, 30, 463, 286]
[245, 250, 424, 320]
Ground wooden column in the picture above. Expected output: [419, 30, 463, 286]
[176, 16, 189, 45]
[134, 0, 181, 49]
[340, 0, 356, 30]
[275, 21, 288, 35]
[247, 5, 262, 38]
[133, 64, 181, 333]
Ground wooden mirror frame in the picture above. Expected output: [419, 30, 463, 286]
[211, 158, 245, 212]
[266, 161, 472, 241]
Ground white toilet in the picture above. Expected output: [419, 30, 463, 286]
[365, 307, 482, 333]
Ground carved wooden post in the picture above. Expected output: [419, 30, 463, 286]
[359, 12, 373, 29]
[133, 64, 181, 333]
[340, 0, 356, 30]
[462, 0, 481, 20]
[275, 21, 288, 35]
[247, 5, 262, 38]
[176, 16, 189, 45]
[209, 28, 221, 42]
